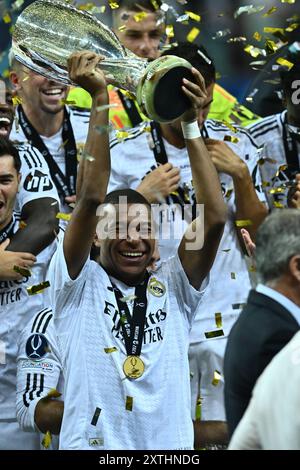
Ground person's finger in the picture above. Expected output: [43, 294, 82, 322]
[182, 85, 198, 104]
[161, 162, 173, 172]
[190, 67, 206, 91]
[167, 167, 180, 178]
[183, 77, 207, 99]
[169, 174, 181, 186]
[0, 238, 10, 250]
[295, 173, 300, 183]
[169, 183, 180, 193]
[20, 253, 36, 263]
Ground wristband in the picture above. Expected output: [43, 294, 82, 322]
[181, 120, 201, 140]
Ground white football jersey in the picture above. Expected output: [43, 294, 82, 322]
[248, 110, 300, 208]
[15, 142, 60, 213]
[48, 240, 207, 450]
[16, 307, 63, 450]
[10, 106, 90, 214]
[109, 120, 266, 342]
[0, 214, 58, 420]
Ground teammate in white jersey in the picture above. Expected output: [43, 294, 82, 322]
[247, 44, 300, 210]
[48, 51, 226, 450]
[0, 138, 59, 449]
[9, 54, 90, 215]
[108, 42, 268, 447]
[16, 307, 63, 450]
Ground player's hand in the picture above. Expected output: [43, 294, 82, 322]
[65, 194, 77, 208]
[287, 174, 300, 209]
[204, 139, 246, 177]
[241, 229, 256, 259]
[181, 67, 207, 123]
[67, 51, 108, 99]
[136, 163, 181, 203]
[0, 239, 36, 280]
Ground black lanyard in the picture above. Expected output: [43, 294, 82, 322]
[17, 105, 77, 199]
[117, 90, 143, 128]
[111, 272, 150, 357]
[282, 113, 300, 179]
[0, 216, 16, 244]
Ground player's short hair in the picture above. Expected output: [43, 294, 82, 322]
[104, 188, 151, 208]
[114, 0, 162, 13]
[161, 42, 216, 87]
[0, 137, 21, 173]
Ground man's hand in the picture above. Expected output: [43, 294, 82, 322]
[204, 139, 246, 177]
[0, 239, 36, 280]
[67, 51, 108, 100]
[241, 228, 256, 258]
[287, 174, 300, 209]
[137, 163, 181, 203]
[181, 67, 207, 123]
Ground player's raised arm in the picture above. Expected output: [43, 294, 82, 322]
[178, 68, 227, 289]
[63, 52, 110, 279]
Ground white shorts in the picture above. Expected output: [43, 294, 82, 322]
[0, 419, 40, 450]
[189, 338, 227, 421]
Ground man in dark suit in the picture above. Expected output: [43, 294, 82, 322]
[224, 209, 300, 438]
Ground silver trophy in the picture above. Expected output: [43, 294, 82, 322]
[12, 0, 194, 122]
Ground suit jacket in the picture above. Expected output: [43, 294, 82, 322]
[224, 289, 300, 437]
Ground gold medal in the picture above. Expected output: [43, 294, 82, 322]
[123, 356, 145, 379]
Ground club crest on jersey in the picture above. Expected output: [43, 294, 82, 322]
[25, 334, 49, 360]
[148, 277, 166, 297]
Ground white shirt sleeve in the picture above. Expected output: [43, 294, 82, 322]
[163, 253, 208, 326]
[16, 144, 60, 211]
[228, 395, 262, 450]
[16, 310, 62, 433]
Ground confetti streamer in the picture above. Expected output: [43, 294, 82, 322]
[56, 212, 71, 221]
[12, 96, 23, 106]
[276, 57, 294, 70]
[231, 272, 236, 280]
[166, 25, 174, 38]
[126, 396, 133, 411]
[187, 27, 200, 43]
[285, 23, 299, 32]
[13, 266, 31, 277]
[2, 12, 12, 23]
[212, 29, 231, 39]
[263, 6, 278, 17]
[42, 431, 52, 449]
[222, 121, 238, 133]
[134, 11, 147, 22]
[215, 312, 222, 329]
[281, 0, 295, 3]
[253, 32, 262, 41]
[185, 11, 201, 22]
[118, 24, 126, 31]
[227, 37, 247, 43]
[212, 370, 222, 386]
[108, 1, 119, 9]
[234, 5, 265, 19]
[176, 14, 189, 24]
[104, 347, 118, 353]
[27, 281, 50, 296]
[60, 99, 77, 105]
[244, 45, 266, 58]
[204, 329, 224, 339]
[11, 0, 25, 11]
[224, 135, 240, 143]
[235, 219, 253, 227]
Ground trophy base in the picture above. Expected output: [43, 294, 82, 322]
[136, 55, 194, 123]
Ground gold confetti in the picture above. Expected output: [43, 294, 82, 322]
[125, 396, 133, 411]
[285, 23, 299, 32]
[281, 0, 295, 3]
[187, 27, 200, 43]
[118, 24, 126, 31]
[231, 272, 236, 280]
[215, 312, 222, 329]
[262, 6, 278, 17]
[212, 370, 222, 386]
[264, 27, 285, 35]
[12, 96, 22, 106]
[42, 431, 52, 449]
[269, 187, 285, 194]
[2, 12, 11, 23]
[150, 0, 160, 9]
[249, 265, 256, 272]
[235, 219, 253, 227]
[265, 39, 278, 54]
[222, 121, 238, 133]
[224, 135, 240, 143]
[244, 45, 266, 58]
[273, 201, 284, 208]
[47, 388, 62, 398]
[166, 25, 175, 38]
[134, 11, 147, 22]
[13, 265, 31, 277]
[276, 57, 294, 70]
[19, 220, 27, 229]
[56, 212, 71, 221]
[195, 396, 202, 420]
[204, 329, 224, 339]
[116, 130, 130, 140]
[253, 32, 262, 41]
[185, 11, 201, 22]
[104, 347, 118, 353]
[27, 281, 50, 296]
[108, 1, 119, 9]
[60, 99, 77, 105]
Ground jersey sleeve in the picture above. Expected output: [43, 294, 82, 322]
[16, 144, 60, 212]
[163, 253, 208, 326]
[16, 308, 62, 433]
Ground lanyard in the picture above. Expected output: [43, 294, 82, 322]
[17, 105, 77, 199]
[111, 272, 150, 357]
[117, 90, 143, 128]
[0, 217, 16, 244]
[282, 113, 300, 179]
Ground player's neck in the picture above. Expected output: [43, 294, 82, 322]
[159, 123, 186, 149]
[103, 264, 148, 287]
[21, 103, 64, 138]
